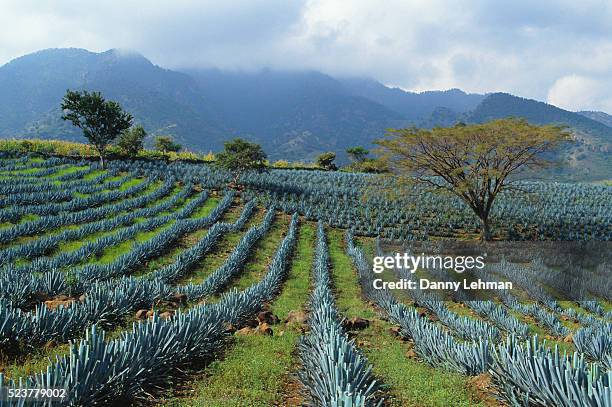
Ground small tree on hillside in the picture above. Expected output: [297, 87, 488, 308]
[316, 152, 337, 171]
[376, 118, 569, 240]
[61, 90, 133, 167]
[215, 138, 267, 186]
[154, 135, 182, 153]
[117, 125, 147, 157]
[346, 146, 369, 162]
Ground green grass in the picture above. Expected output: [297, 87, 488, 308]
[270, 223, 315, 319]
[87, 195, 219, 266]
[136, 201, 249, 278]
[48, 165, 89, 178]
[0, 166, 61, 176]
[179, 207, 264, 285]
[0, 343, 74, 379]
[189, 196, 222, 218]
[19, 214, 39, 223]
[1, 180, 165, 252]
[105, 174, 126, 183]
[162, 222, 315, 407]
[117, 177, 144, 191]
[327, 229, 488, 407]
[95, 223, 177, 264]
[48, 185, 180, 255]
[227, 214, 290, 292]
[83, 169, 107, 180]
[0, 321, 129, 380]
[85, 197, 219, 267]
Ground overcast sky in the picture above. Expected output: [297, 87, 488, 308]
[2, 0, 612, 112]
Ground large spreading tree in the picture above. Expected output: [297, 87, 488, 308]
[61, 90, 133, 167]
[215, 138, 267, 186]
[376, 118, 569, 240]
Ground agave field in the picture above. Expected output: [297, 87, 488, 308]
[0, 153, 610, 406]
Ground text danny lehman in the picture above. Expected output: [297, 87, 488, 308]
[371, 277, 513, 291]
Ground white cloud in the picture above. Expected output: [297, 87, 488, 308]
[1, 0, 612, 112]
[548, 75, 612, 112]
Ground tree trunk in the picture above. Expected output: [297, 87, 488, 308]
[230, 171, 242, 188]
[479, 216, 491, 241]
[95, 145, 106, 169]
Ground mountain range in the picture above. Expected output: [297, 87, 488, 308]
[0, 48, 610, 180]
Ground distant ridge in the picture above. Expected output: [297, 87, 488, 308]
[0, 48, 610, 179]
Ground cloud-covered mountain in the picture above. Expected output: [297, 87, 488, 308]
[184, 68, 408, 160]
[0, 48, 610, 179]
[463, 93, 611, 180]
[339, 77, 485, 121]
[0, 48, 226, 149]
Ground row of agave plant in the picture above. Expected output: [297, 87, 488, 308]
[0, 169, 132, 206]
[1, 187, 205, 278]
[0, 155, 43, 170]
[466, 265, 566, 338]
[573, 324, 612, 370]
[400, 242, 612, 354]
[473, 262, 602, 339]
[380, 240, 532, 341]
[509, 254, 611, 313]
[0, 177, 176, 245]
[176, 206, 275, 297]
[298, 221, 381, 406]
[104, 158, 227, 190]
[409, 262, 535, 338]
[0, 190, 235, 308]
[0, 181, 186, 265]
[0, 212, 300, 406]
[5, 154, 612, 241]
[400, 243, 612, 369]
[408, 245, 610, 355]
[241, 164, 611, 241]
[410, 241, 612, 368]
[12, 153, 608, 241]
[20, 164, 99, 182]
[521, 257, 612, 319]
[491, 261, 578, 337]
[0, 169, 116, 195]
[0, 200, 264, 352]
[394, 261, 502, 342]
[347, 233, 612, 406]
[0, 176, 156, 224]
[72, 190, 234, 284]
[0, 164, 72, 178]
[464, 299, 531, 338]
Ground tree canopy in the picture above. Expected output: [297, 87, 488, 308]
[346, 146, 370, 162]
[154, 135, 182, 153]
[117, 125, 146, 156]
[215, 138, 267, 186]
[61, 90, 133, 167]
[376, 118, 570, 240]
[316, 152, 337, 171]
